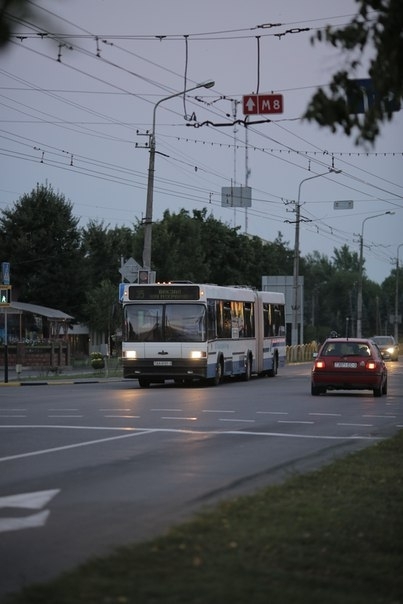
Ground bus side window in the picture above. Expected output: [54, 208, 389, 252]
[243, 302, 254, 337]
[222, 302, 232, 338]
[207, 299, 216, 340]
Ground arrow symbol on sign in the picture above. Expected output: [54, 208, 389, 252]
[246, 97, 256, 112]
[0, 488, 60, 534]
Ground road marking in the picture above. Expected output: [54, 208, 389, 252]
[0, 489, 60, 510]
[337, 422, 373, 427]
[256, 411, 288, 415]
[0, 423, 383, 466]
[278, 420, 315, 425]
[152, 408, 182, 412]
[48, 415, 83, 418]
[0, 489, 60, 534]
[0, 428, 153, 463]
[0, 510, 50, 533]
[100, 408, 132, 412]
[0, 415, 27, 418]
[362, 414, 396, 419]
[219, 418, 255, 423]
[161, 416, 198, 421]
[48, 408, 79, 411]
[309, 413, 341, 417]
[104, 415, 140, 419]
[203, 409, 235, 413]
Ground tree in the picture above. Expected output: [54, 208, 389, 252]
[0, 183, 85, 318]
[0, 0, 54, 48]
[332, 245, 360, 273]
[83, 279, 121, 347]
[81, 220, 134, 290]
[304, 0, 403, 144]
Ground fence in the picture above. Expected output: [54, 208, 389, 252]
[0, 342, 71, 371]
[286, 342, 318, 363]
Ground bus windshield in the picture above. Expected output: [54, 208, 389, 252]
[124, 303, 206, 342]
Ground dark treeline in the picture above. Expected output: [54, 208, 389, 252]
[0, 184, 400, 342]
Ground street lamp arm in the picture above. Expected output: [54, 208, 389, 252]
[291, 168, 341, 346]
[142, 79, 215, 271]
[356, 210, 395, 338]
[151, 80, 215, 138]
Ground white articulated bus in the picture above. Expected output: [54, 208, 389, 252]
[121, 282, 285, 387]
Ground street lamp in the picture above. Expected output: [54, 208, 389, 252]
[291, 169, 340, 346]
[142, 80, 215, 271]
[394, 243, 403, 343]
[356, 211, 394, 338]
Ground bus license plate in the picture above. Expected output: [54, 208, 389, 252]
[154, 360, 172, 366]
[334, 362, 357, 368]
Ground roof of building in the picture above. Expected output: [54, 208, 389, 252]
[1, 301, 73, 321]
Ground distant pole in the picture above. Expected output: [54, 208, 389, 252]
[291, 171, 333, 346]
[357, 211, 394, 338]
[4, 307, 8, 383]
[394, 243, 403, 342]
[142, 80, 215, 270]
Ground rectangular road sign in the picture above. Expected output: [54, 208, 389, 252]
[334, 200, 354, 210]
[243, 94, 283, 115]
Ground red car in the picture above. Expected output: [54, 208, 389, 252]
[311, 338, 387, 397]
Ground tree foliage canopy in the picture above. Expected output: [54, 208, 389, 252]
[0, 184, 400, 340]
[304, 0, 403, 144]
[0, 184, 84, 317]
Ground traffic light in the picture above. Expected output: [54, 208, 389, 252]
[0, 285, 11, 306]
[138, 270, 150, 284]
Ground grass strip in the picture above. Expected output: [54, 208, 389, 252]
[5, 431, 403, 604]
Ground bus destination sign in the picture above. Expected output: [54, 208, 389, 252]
[128, 285, 200, 301]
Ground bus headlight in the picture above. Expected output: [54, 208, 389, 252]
[190, 350, 206, 359]
[124, 350, 137, 359]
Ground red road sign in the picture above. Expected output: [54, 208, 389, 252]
[243, 94, 283, 115]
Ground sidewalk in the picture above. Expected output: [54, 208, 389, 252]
[0, 360, 124, 385]
[0, 361, 310, 386]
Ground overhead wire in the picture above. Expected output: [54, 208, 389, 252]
[3, 4, 401, 268]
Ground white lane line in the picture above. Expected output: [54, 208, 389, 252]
[161, 416, 198, 421]
[48, 408, 78, 411]
[48, 415, 83, 418]
[337, 422, 373, 427]
[278, 420, 315, 425]
[104, 415, 140, 419]
[100, 409, 132, 412]
[309, 413, 342, 417]
[362, 414, 396, 419]
[203, 410, 235, 413]
[256, 411, 288, 415]
[0, 424, 383, 465]
[219, 418, 255, 423]
[152, 408, 182, 412]
[0, 428, 154, 463]
[0, 415, 27, 418]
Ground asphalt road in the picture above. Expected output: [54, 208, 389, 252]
[1, 361, 402, 599]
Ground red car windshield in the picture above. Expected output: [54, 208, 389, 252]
[321, 342, 371, 357]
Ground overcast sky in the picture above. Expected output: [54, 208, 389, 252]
[1, 0, 402, 284]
